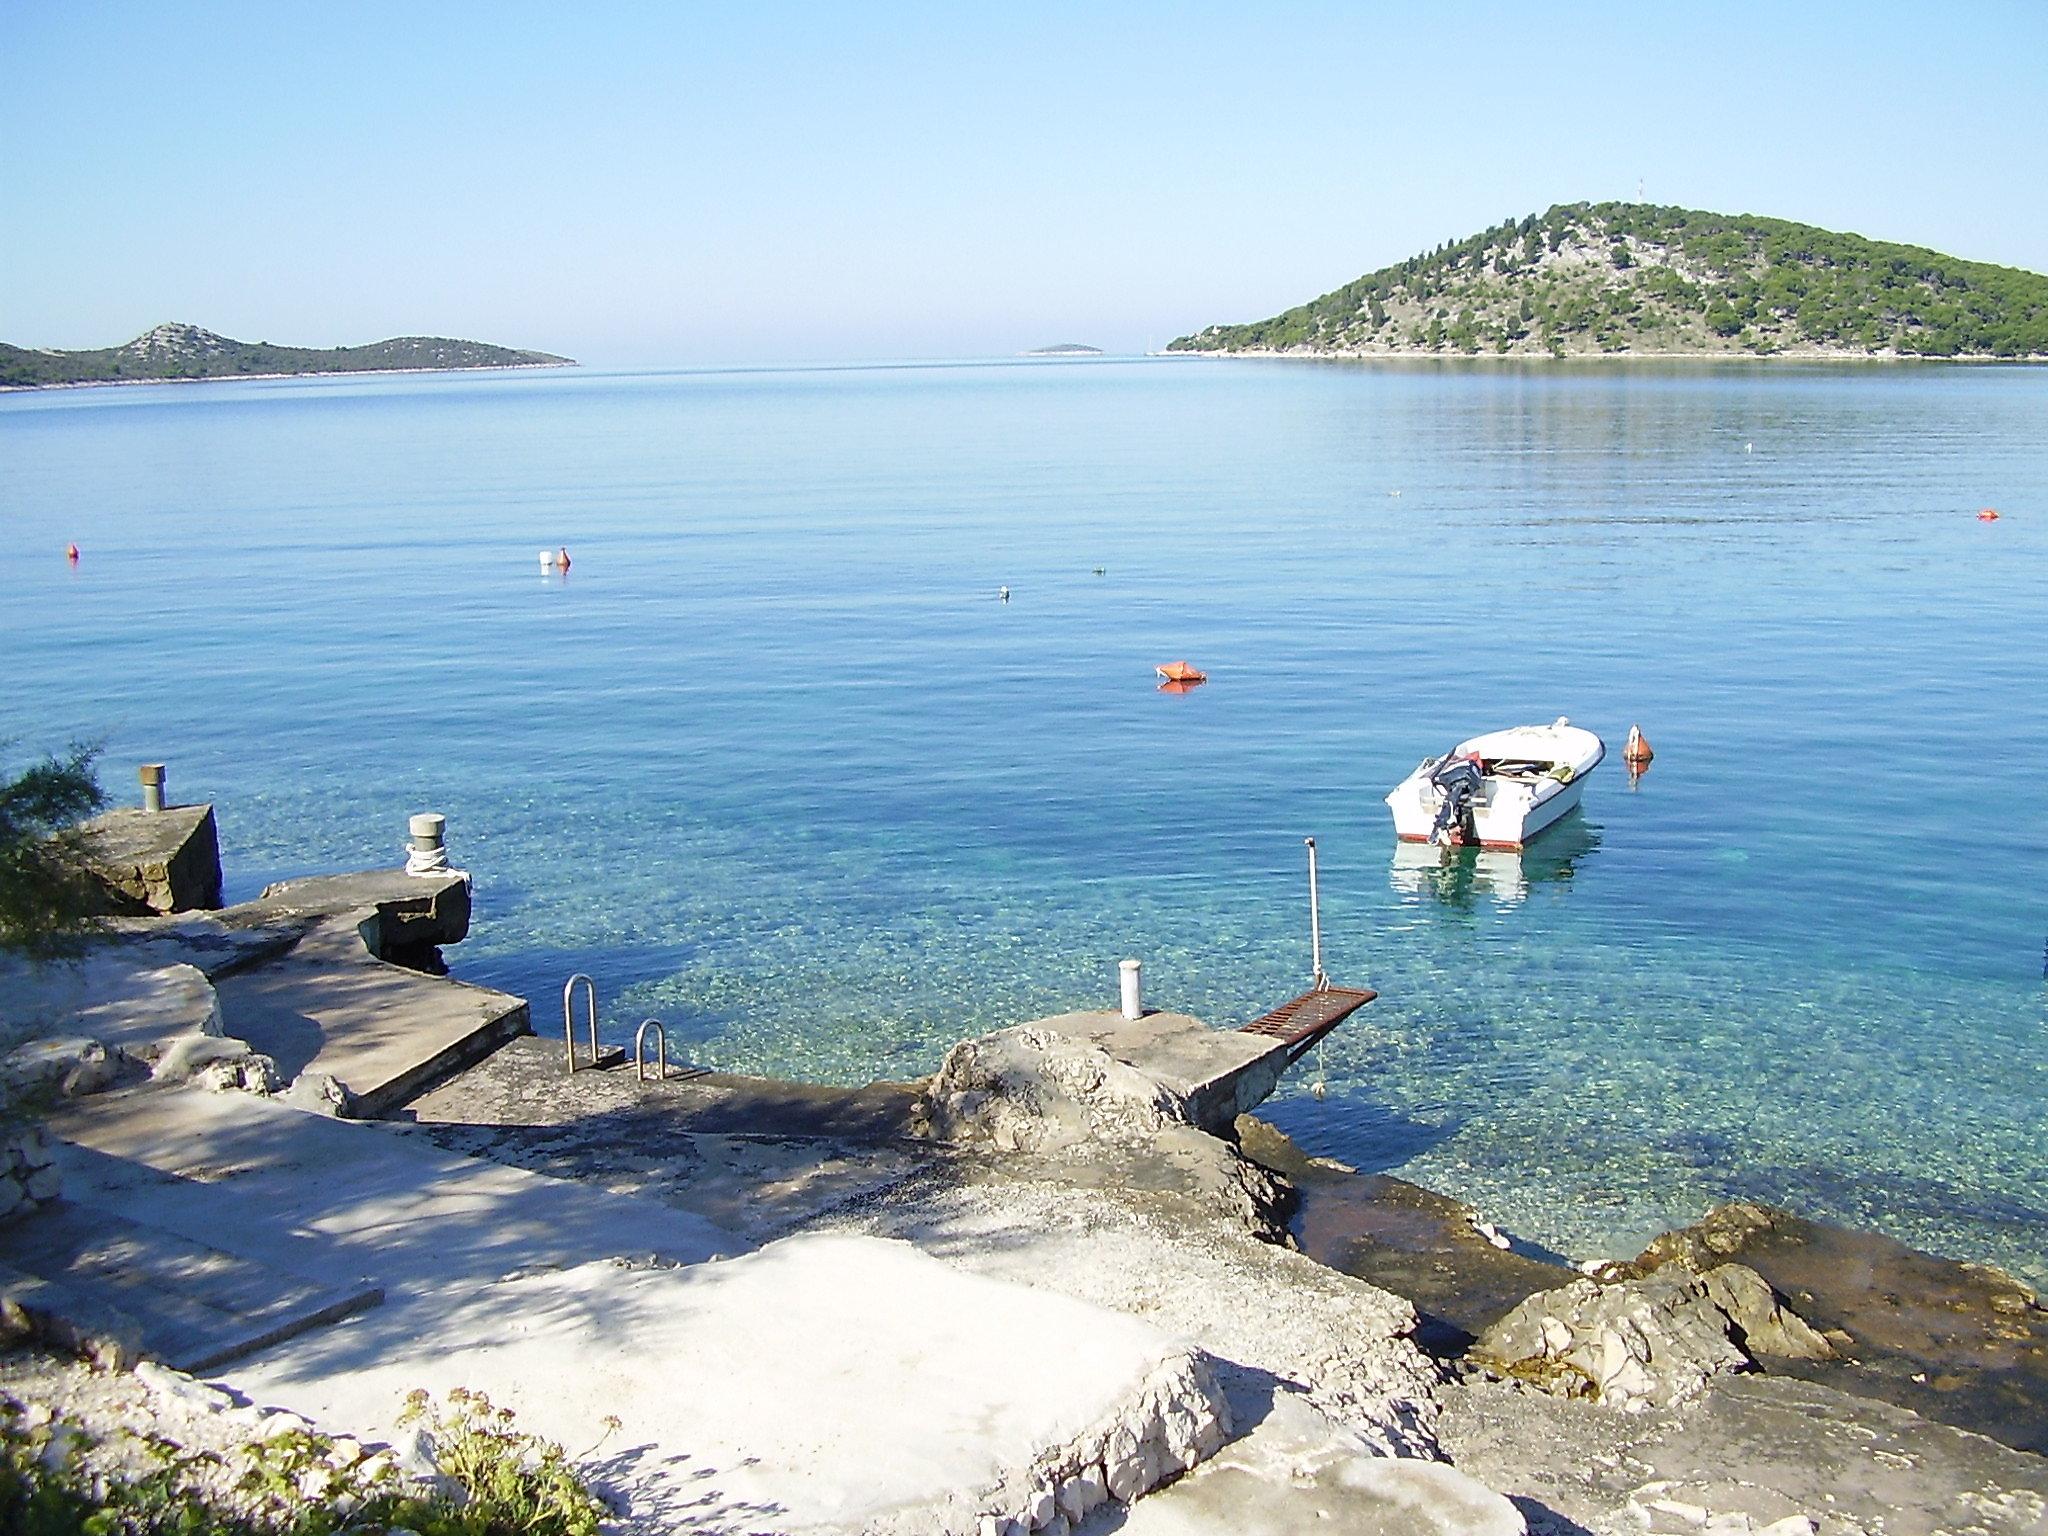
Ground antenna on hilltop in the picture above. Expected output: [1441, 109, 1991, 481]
[1637, 177, 1646, 203]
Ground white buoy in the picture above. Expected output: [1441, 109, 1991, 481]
[540, 548, 559, 569]
[1119, 958, 1143, 1021]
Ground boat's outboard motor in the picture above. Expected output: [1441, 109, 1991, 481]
[1428, 755, 1485, 845]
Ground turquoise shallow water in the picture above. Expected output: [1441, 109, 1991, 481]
[3, 358, 2044, 1281]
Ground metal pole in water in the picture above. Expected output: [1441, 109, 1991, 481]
[1305, 836, 1326, 987]
[1119, 958, 1144, 1020]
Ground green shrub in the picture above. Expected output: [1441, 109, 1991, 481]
[0, 746, 107, 962]
[0, 1388, 611, 1536]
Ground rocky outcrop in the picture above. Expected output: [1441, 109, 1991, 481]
[3, 1038, 127, 1100]
[946, 1348, 1230, 1536]
[1472, 1263, 1828, 1409]
[0, 1123, 61, 1226]
[914, 1024, 1296, 1241]
[1616, 1200, 2048, 1454]
[1692, 1262, 1834, 1362]
[917, 1026, 1189, 1153]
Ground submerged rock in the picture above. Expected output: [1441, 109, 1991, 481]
[1620, 1201, 2048, 1455]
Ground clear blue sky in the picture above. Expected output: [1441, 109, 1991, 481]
[5, 2, 2045, 366]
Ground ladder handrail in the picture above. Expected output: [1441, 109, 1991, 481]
[563, 973, 599, 1073]
[634, 1019, 668, 1084]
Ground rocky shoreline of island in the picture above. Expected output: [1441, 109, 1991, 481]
[1161, 344, 2045, 363]
[0, 360, 577, 393]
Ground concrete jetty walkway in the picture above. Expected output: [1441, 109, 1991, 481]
[0, 860, 530, 1119]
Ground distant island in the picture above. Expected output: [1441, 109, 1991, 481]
[1168, 203, 2048, 360]
[1022, 343, 1104, 356]
[0, 322, 575, 388]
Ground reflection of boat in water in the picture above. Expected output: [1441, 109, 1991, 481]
[1386, 718, 1605, 850]
[1391, 813, 1601, 907]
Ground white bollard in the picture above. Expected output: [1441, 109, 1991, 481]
[406, 813, 451, 876]
[1119, 958, 1143, 1021]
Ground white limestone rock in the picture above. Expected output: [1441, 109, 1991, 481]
[2, 1037, 126, 1098]
[0, 1123, 62, 1223]
[917, 1027, 1189, 1153]
[1694, 1263, 1834, 1361]
[281, 1070, 356, 1118]
[153, 1032, 257, 1084]
[136, 1360, 235, 1412]
[1106, 1393, 1524, 1536]
[1474, 1267, 1757, 1409]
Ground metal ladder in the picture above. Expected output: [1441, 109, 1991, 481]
[563, 973, 673, 1083]
[562, 973, 601, 1073]
[634, 1019, 669, 1083]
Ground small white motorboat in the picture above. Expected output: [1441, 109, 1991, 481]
[1386, 718, 1606, 850]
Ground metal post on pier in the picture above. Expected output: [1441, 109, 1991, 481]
[1305, 836, 1327, 990]
[139, 763, 166, 813]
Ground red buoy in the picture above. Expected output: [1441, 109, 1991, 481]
[1155, 660, 1206, 684]
[1977, 508, 2000, 521]
[65, 543, 79, 563]
[1624, 724, 1654, 764]
[558, 546, 572, 570]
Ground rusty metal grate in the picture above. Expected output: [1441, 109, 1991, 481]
[1239, 985, 1377, 1049]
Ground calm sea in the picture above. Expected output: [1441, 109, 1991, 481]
[3, 358, 2043, 1281]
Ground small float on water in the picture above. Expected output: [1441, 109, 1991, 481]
[1385, 717, 1605, 850]
[1155, 660, 1207, 685]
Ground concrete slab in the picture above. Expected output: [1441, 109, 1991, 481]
[1027, 1010, 1291, 1132]
[47, 1087, 1230, 1534]
[402, 1035, 927, 1240]
[3, 866, 503, 1116]
[245, 870, 472, 962]
[1440, 1370, 2048, 1536]
[0, 949, 221, 1058]
[1, 1201, 381, 1372]
[408, 1033, 920, 1139]
[213, 918, 528, 1117]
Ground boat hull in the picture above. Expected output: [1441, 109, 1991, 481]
[1384, 720, 1604, 851]
[1388, 773, 1587, 850]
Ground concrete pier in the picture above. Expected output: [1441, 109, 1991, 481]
[1021, 1008, 1301, 1133]
[210, 869, 525, 1117]
[78, 804, 223, 915]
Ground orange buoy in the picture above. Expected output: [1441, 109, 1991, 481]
[1155, 660, 1207, 684]
[558, 545, 572, 570]
[1624, 724, 1654, 764]
[1978, 508, 2000, 521]
[65, 543, 80, 563]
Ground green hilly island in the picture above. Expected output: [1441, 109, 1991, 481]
[0, 322, 573, 388]
[1170, 203, 2048, 359]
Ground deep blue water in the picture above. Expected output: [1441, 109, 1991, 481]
[3, 358, 2044, 1280]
